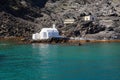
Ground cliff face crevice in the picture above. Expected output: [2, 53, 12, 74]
[0, 0, 120, 39]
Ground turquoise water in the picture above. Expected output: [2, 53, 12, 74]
[0, 42, 120, 80]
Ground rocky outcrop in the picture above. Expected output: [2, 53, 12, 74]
[0, 12, 37, 38]
[37, 0, 120, 40]
[0, 0, 47, 38]
[0, 0, 120, 40]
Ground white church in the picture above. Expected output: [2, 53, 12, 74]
[32, 24, 60, 40]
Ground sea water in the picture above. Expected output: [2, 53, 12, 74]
[0, 42, 120, 80]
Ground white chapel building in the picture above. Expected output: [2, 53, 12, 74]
[32, 24, 60, 40]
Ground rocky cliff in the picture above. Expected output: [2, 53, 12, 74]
[0, 0, 120, 39]
[0, 0, 47, 38]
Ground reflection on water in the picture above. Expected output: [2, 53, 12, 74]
[32, 44, 58, 59]
[0, 41, 18, 51]
[0, 43, 9, 46]
[32, 43, 50, 53]
[0, 43, 120, 80]
[32, 43, 51, 63]
[32, 43, 59, 79]
[0, 42, 10, 50]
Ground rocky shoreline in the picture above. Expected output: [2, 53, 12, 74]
[0, 37, 30, 44]
[1, 37, 120, 46]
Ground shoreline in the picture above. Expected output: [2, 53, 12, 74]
[68, 39, 120, 43]
[1, 37, 120, 45]
[0, 37, 30, 44]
